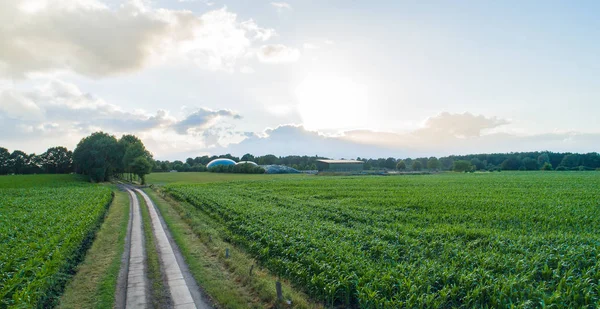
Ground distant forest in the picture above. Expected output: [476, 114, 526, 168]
[154, 151, 600, 172]
[2, 146, 599, 175]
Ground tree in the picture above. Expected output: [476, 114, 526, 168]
[130, 157, 153, 184]
[501, 157, 521, 170]
[470, 158, 485, 170]
[537, 153, 550, 167]
[9, 150, 28, 174]
[40, 146, 73, 174]
[560, 154, 580, 169]
[453, 160, 472, 172]
[73, 132, 121, 182]
[241, 153, 255, 162]
[0, 147, 10, 175]
[427, 157, 440, 170]
[385, 157, 397, 169]
[541, 162, 553, 171]
[396, 160, 406, 170]
[440, 157, 454, 170]
[522, 157, 538, 171]
[411, 160, 422, 171]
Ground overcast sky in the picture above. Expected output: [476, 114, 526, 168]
[1, 0, 599, 160]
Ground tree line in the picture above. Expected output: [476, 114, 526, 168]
[394, 151, 600, 172]
[1, 132, 154, 184]
[0, 146, 73, 175]
[3, 141, 598, 177]
[155, 151, 600, 173]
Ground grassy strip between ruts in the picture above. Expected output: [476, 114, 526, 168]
[58, 187, 129, 309]
[137, 191, 172, 309]
[144, 188, 322, 309]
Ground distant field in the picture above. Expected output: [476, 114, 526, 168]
[0, 174, 87, 188]
[165, 172, 600, 308]
[0, 174, 113, 308]
[147, 171, 306, 185]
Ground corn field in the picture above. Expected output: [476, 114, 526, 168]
[0, 176, 113, 308]
[165, 172, 600, 308]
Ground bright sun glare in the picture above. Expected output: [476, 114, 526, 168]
[295, 73, 369, 131]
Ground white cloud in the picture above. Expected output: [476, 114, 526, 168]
[303, 43, 319, 50]
[0, 90, 44, 120]
[257, 44, 301, 63]
[0, 79, 244, 157]
[0, 1, 277, 77]
[270, 2, 292, 11]
[240, 66, 255, 74]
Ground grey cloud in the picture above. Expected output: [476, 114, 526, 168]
[222, 125, 397, 158]
[172, 108, 242, 135]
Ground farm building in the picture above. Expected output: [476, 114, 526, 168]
[207, 158, 236, 168]
[316, 160, 364, 172]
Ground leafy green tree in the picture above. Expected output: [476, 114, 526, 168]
[537, 153, 550, 167]
[427, 157, 440, 170]
[396, 160, 406, 170]
[411, 160, 422, 171]
[501, 157, 521, 170]
[440, 157, 454, 170]
[0, 147, 10, 175]
[453, 160, 472, 172]
[385, 157, 397, 169]
[470, 158, 485, 170]
[560, 154, 580, 169]
[130, 157, 153, 184]
[241, 153, 255, 162]
[73, 132, 120, 182]
[522, 157, 539, 170]
[541, 162, 553, 171]
[9, 150, 29, 174]
[40, 146, 73, 174]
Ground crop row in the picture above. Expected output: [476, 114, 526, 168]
[165, 172, 600, 308]
[0, 180, 112, 308]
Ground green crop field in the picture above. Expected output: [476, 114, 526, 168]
[165, 172, 600, 308]
[0, 175, 113, 308]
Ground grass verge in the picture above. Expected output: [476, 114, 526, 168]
[58, 188, 129, 309]
[137, 191, 172, 309]
[144, 188, 322, 309]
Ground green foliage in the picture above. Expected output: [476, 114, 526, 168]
[560, 154, 580, 168]
[501, 157, 522, 170]
[396, 160, 406, 170]
[72, 132, 153, 182]
[453, 160, 472, 172]
[130, 157, 153, 184]
[426, 157, 440, 170]
[411, 160, 422, 171]
[165, 173, 600, 308]
[208, 164, 265, 174]
[0, 175, 112, 308]
[522, 157, 539, 170]
[541, 162, 553, 171]
[73, 132, 120, 182]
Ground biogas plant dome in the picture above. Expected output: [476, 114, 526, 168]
[236, 161, 258, 166]
[206, 158, 236, 168]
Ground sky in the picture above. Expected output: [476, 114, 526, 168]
[1, 0, 599, 160]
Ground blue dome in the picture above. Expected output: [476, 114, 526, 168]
[207, 158, 236, 168]
[236, 161, 258, 166]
